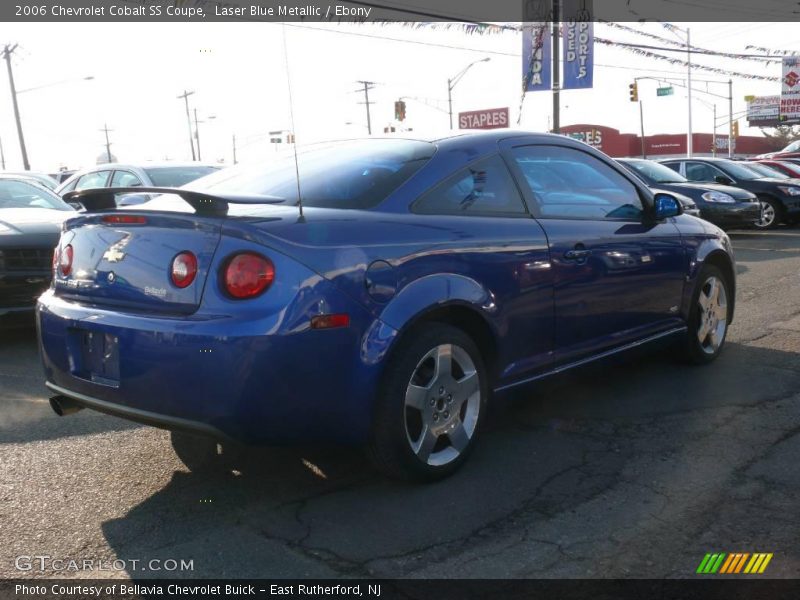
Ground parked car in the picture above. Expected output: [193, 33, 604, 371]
[758, 140, 800, 160]
[50, 170, 76, 184]
[55, 163, 221, 206]
[751, 160, 800, 179]
[0, 175, 74, 323]
[617, 158, 759, 229]
[660, 157, 800, 229]
[39, 133, 736, 481]
[1, 171, 59, 190]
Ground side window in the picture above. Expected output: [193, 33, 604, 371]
[662, 162, 682, 174]
[510, 145, 643, 220]
[74, 171, 111, 191]
[111, 170, 143, 187]
[413, 155, 526, 216]
[60, 178, 78, 193]
[685, 162, 720, 182]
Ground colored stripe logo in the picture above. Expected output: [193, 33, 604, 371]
[697, 552, 773, 574]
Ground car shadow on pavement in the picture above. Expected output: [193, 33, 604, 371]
[100, 340, 800, 579]
[0, 324, 143, 445]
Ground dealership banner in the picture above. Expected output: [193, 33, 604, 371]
[522, 23, 551, 92]
[562, 21, 594, 89]
[781, 57, 800, 121]
[747, 95, 781, 127]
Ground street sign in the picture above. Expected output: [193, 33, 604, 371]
[656, 86, 674, 97]
[458, 107, 510, 130]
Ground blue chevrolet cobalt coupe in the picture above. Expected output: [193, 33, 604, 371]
[38, 132, 735, 481]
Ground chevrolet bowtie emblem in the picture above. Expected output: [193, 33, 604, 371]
[103, 248, 126, 263]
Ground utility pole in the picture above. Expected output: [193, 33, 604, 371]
[100, 123, 113, 163]
[3, 44, 29, 170]
[356, 80, 375, 135]
[232, 134, 237, 165]
[728, 79, 734, 158]
[193, 108, 201, 161]
[0, 135, 5, 170]
[551, 1, 561, 134]
[639, 101, 646, 159]
[177, 90, 196, 161]
[712, 104, 717, 157]
[686, 28, 693, 158]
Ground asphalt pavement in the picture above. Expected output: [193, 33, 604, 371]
[1, 229, 798, 579]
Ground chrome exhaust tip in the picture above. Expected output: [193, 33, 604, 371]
[49, 395, 84, 416]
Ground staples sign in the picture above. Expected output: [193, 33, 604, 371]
[459, 107, 510, 130]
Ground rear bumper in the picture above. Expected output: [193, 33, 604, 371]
[47, 381, 233, 440]
[37, 284, 395, 445]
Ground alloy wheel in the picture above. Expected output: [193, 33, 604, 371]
[404, 344, 481, 466]
[756, 201, 775, 228]
[696, 275, 728, 355]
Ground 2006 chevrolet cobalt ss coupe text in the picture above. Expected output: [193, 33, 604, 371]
[37, 132, 735, 481]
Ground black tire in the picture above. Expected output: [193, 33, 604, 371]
[680, 265, 732, 365]
[368, 323, 489, 482]
[755, 196, 783, 230]
[170, 430, 236, 473]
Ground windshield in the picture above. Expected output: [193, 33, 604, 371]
[0, 179, 73, 211]
[747, 163, 790, 179]
[144, 166, 220, 187]
[715, 160, 766, 181]
[621, 160, 687, 184]
[782, 140, 800, 152]
[178, 139, 436, 210]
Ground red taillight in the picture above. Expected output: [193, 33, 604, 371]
[222, 253, 275, 299]
[310, 314, 350, 330]
[59, 244, 73, 277]
[102, 215, 148, 225]
[171, 252, 198, 288]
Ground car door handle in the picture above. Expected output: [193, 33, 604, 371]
[564, 249, 592, 260]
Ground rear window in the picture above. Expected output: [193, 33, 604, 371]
[144, 166, 220, 187]
[181, 139, 436, 210]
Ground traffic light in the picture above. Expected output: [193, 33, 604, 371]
[629, 82, 638, 102]
[732, 120, 739, 138]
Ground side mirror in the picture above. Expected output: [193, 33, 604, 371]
[714, 175, 733, 185]
[653, 193, 682, 220]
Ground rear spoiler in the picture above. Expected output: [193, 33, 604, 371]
[63, 187, 285, 217]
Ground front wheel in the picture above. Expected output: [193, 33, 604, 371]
[368, 324, 488, 482]
[755, 197, 783, 229]
[680, 265, 731, 365]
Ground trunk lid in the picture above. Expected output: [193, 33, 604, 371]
[54, 213, 221, 314]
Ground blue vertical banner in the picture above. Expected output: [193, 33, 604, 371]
[522, 23, 551, 92]
[562, 21, 594, 89]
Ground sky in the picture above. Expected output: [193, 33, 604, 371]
[0, 21, 798, 172]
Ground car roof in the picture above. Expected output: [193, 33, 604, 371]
[73, 162, 218, 171]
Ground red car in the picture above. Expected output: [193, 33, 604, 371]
[754, 160, 800, 178]
[758, 140, 800, 159]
